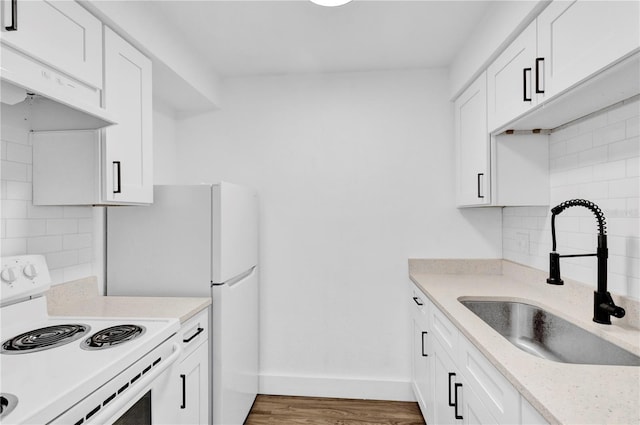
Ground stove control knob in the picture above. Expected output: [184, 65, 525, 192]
[1, 267, 17, 284]
[23, 264, 38, 279]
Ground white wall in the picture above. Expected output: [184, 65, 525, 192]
[503, 97, 640, 300]
[175, 69, 502, 400]
[153, 103, 179, 184]
[1, 105, 98, 284]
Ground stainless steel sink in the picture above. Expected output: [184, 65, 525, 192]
[460, 300, 640, 366]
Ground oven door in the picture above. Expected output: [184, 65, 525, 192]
[87, 343, 182, 425]
[52, 340, 182, 425]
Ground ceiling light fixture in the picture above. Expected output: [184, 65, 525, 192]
[309, 0, 353, 7]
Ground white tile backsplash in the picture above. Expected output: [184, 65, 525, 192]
[503, 97, 640, 299]
[1, 119, 96, 284]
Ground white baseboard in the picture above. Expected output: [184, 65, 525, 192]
[259, 373, 415, 402]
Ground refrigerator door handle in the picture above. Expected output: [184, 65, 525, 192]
[212, 267, 256, 287]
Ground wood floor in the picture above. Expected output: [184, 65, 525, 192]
[244, 395, 426, 425]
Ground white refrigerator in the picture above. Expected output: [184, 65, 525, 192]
[106, 183, 258, 425]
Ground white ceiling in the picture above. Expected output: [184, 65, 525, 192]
[153, 0, 492, 78]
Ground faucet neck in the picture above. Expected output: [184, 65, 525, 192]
[597, 233, 608, 294]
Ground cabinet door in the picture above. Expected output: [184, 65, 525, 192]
[0, 0, 102, 88]
[411, 311, 432, 421]
[458, 336, 520, 424]
[432, 337, 462, 425]
[487, 21, 538, 132]
[455, 72, 490, 207]
[103, 27, 153, 204]
[537, 0, 640, 99]
[460, 381, 499, 425]
[177, 343, 209, 425]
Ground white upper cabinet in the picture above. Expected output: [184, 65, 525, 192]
[537, 0, 640, 99]
[455, 72, 490, 207]
[487, 0, 640, 133]
[487, 22, 540, 132]
[103, 27, 153, 204]
[0, 0, 103, 89]
[32, 27, 153, 206]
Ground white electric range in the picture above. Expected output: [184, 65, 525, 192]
[0, 255, 181, 425]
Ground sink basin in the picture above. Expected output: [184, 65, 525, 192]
[460, 300, 640, 366]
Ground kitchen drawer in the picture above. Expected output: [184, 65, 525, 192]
[179, 308, 209, 359]
[430, 302, 459, 360]
[459, 334, 519, 424]
[408, 282, 429, 318]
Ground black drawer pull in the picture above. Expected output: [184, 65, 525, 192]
[412, 296, 423, 306]
[454, 382, 463, 419]
[180, 374, 186, 409]
[477, 173, 484, 199]
[113, 161, 121, 194]
[183, 327, 204, 343]
[448, 372, 456, 407]
[523, 68, 532, 101]
[6, 0, 17, 31]
[421, 331, 428, 357]
[535, 58, 545, 94]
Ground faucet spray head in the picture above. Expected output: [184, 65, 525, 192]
[546, 252, 564, 285]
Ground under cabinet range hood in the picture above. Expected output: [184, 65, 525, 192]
[0, 45, 117, 130]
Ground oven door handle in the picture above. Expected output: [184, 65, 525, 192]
[86, 342, 183, 425]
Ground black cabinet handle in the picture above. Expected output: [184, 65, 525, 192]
[180, 374, 186, 409]
[421, 331, 428, 357]
[477, 173, 484, 199]
[5, 0, 17, 31]
[183, 327, 204, 343]
[454, 383, 463, 419]
[535, 58, 545, 94]
[412, 296, 423, 306]
[448, 372, 456, 407]
[523, 68, 532, 101]
[113, 161, 121, 194]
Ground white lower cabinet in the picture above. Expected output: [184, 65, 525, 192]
[431, 336, 461, 425]
[409, 285, 432, 421]
[175, 309, 210, 425]
[408, 282, 548, 425]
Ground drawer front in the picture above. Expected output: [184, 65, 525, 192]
[459, 335, 519, 424]
[408, 282, 429, 319]
[430, 303, 459, 359]
[179, 308, 209, 358]
[1, 0, 103, 89]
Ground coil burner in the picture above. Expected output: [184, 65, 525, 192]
[82, 325, 146, 350]
[1, 324, 90, 354]
[0, 393, 18, 419]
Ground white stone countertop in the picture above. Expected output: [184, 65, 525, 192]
[46, 277, 211, 324]
[409, 259, 640, 425]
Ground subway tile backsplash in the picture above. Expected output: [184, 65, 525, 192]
[504, 97, 640, 300]
[0, 120, 96, 284]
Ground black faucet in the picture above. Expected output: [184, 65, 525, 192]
[546, 199, 625, 325]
